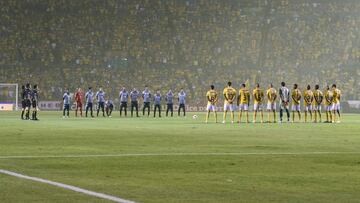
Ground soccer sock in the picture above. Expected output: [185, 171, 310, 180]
[261, 112, 264, 122]
[304, 112, 307, 122]
[280, 109, 283, 121]
[318, 111, 321, 122]
[273, 111, 276, 122]
[223, 111, 227, 122]
[326, 111, 329, 122]
[246, 112, 249, 123]
[286, 109, 290, 121]
[230, 112, 234, 122]
[21, 110, 24, 119]
[214, 112, 217, 122]
[314, 111, 317, 122]
[205, 111, 209, 122]
[253, 112, 256, 122]
[292, 112, 295, 122]
[298, 112, 301, 121]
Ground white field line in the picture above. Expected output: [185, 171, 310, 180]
[0, 169, 135, 203]
[1, 151, 360, 159]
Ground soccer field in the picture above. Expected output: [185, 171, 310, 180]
[1, 111, 360, 203]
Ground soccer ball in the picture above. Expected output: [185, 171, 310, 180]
[192, 115, 198, 119]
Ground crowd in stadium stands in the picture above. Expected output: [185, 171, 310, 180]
[1, 0, 360, 105]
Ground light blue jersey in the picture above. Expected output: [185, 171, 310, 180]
[143, 90, 151, 103]
[166, 92, 174, 104]
[154, 94, 161, 105]
[178, 92, 186, 104]
[130, 90, 140, 102]
[96, 91, 105, 103]
[63, 93, 71, 105]
[85, 91, 94, 103]
[119, 90, 129, 102]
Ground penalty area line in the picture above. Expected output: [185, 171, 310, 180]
[1, 151, 360, 159]
[0, 169, 136, 203]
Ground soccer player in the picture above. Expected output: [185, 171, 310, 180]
[324, 85, 333, 123]
[205, 85, 218, 123]
[331, 84, 341, 123]
[252, 83, 264, 123]
[153, 90, 162, 117]
[291, 84, 301, 122]
[238, 84, 250, 123]
[165, 90, 174, 117]
[105, 99, 114, 117]
[142, 86, 151, 116]
[130, 88, 140, 117]
[20, 85, 26, 119]
[63, 89, 71, 118]
[178, 89, 186, 117]
[279, 82, 290, 123]
[85, 87, 94, 118]
[222, 82, 236, 124]
[31, 84, 39, 120]
[96, 87, 106, 117]
[313, 84, 323, 123]
[266, 83, 277, 123]
[303, 85, 314, 123]
[74, 88, 83, 117]
[119, 87, 129, 117]
[24, 83, 32, 120]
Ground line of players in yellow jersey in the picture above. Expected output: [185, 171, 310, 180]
[205, 81, 341, 124]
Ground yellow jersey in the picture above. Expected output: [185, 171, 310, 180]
[206, 90, 218, 105]
[291, 89, 302, 105]
[313, 90, 323, 105]
[253, 88, 264, 104]
[303, 90, 314, 105]
[239, 88, 250, 104]
[266, 88, 277, 103]
[223, 87, 236, 105]
[332, 88, 341, 104]
[324, 90, 333, 106]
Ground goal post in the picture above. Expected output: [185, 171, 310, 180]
[0, 83, 19, 111]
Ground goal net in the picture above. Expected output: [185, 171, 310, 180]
[0, 83, 19, 111]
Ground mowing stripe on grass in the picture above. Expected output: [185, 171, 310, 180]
[0, 169, 136, 203]
[1, 151, 360, 159]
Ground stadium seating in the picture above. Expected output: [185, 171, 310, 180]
[0, 0, 359, 104]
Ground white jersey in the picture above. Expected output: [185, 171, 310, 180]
[279, 87, 290, 103]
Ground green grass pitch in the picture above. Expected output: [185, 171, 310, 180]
[1, 111, 360, 203]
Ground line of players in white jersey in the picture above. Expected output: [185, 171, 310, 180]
[62, 86, 187, 118]
[205, 82, 342, 124]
